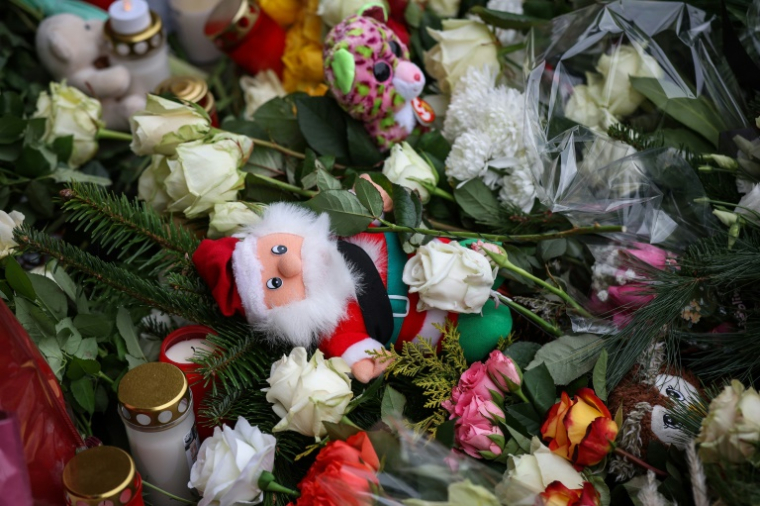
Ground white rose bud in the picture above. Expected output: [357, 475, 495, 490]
[189, 417, 276, 506]
[698, 380, 760, 464]
[137, 155, 172, 213]
[382, 142, 439, 203]
[428, 0, 461, 18]
[0, 211, 25, 259]
[208, 202, 265, 239]
[424, 20, 499, 94]
[240, 71, 287, 120]
[318, 0, 389, 26]
[130, 94, 211, 156]
[596, 44, 663, 117]
[164, 132, 252, 218]
[495, 438, 585, 506]
[32, 82, 103, 168]
[402, 240, 496, 313]
[264, 348, 353, 439]
[564, 83, 604, 129]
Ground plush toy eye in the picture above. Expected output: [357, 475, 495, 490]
[665, 386, 684, 401]
[85, 24, 91, 30]
[389, 40, 402, 57]
[373, 62, 392, 82]
[271, 245, 287, 255]
[662, 414, 682, 430]
[266, 277, 283, 289]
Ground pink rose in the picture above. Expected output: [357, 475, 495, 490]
[606, 285, 654, 310]
[627, 242, 672, 269]
[454, 399, 505, 459]
[485, 350, 521, 393]
[458, 393, 505, 425]
[458, 362, 501, 401]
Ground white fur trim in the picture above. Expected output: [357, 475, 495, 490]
[341, 337, 384, 366]
[231, 203, 359, 348]
[411, 309, 447, 346]
[343, 234, 387, 276]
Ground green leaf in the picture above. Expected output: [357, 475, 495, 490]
[435, 419, 455, 448]
[538, 238, 567, 260]
[49, 264, 78, 302]
[354, 177, 384, 218]
[16, 144, 56, 178]
[57, 317, 82, 354]
[0, 91, 23, 117]
[660, 128, 713, 154]
[523, 363, 556, 417]
[504, 341, 542, 370]
[346, 117, 383, 166]
[50, 168, 112, 186]
[29, 273, 67, 319]
[70, 376, 95, 414]
[629, 77, 727, 147]
[504, 402, 541, 436]
[593, 349, 609, 401]
[125, 354, 147, 369]
[315, 168, 342, 191]
[25, 180, 54, 217]
[5, 256, 35, 299]
[381, 386, 407, 427]
[0, 115, 25, 144]
[14, 297, 55, 341]
[527, 334, 604, 385]
[454, 178, 499, 220]
[0, 143, 20, 162]
[471, 6, 544, 29]
[392, 184, 422, 229]
[305, 190, 373, 236]
[74, 337, 98, 361]
[52, 135, 73, 162]
[252, 97, 307, 151]
[73, 314, 113, 337]
[116, 307, 147, 361]
[66, 359, 85, 381]
[296, 96, 348, 160]
[323, 421, 362, 442]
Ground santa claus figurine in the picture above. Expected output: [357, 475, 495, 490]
[192, 191, 512, 383]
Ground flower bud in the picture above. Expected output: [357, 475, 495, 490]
[485, 350, 522, 394]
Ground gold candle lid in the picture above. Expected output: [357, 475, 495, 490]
[155, 76, 216, 114]
[104, 10, 165, 59]
[204, 0, 260, 51]
[118, 362, 191, 429]
[63, 446, 138, 506]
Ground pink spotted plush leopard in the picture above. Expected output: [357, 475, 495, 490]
[323, 4, 435, 151]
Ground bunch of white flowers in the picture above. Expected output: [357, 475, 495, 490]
[443, 66, 537, 212]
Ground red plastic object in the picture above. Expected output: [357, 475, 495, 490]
[79, 0, 116, 9]
[0, 300, 85, 506]
[0, 411, 33, 506]
[159, 325, 218, 441]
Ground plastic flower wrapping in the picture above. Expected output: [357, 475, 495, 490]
[2, 0, 760, 505]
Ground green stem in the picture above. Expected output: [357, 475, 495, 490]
[515, 389, 530, 404]
[371, 220, 623, 244]
[250, 174, 317, 198]
[258, 472, 300, 497]
[142, 481, 197, 504]
[486, 250, 592, 318]
[430, 186, 455, 202]
[97, 371, 114, 386]
[492, 292, 561, 337]
[97, 129, 133, 142]
[695, 197, 760, 223]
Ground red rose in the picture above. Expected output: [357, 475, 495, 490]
[540, 481, 601, 506]
[290, 432, 380, 506]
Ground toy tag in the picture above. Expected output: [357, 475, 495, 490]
[412, 97, 435, 126]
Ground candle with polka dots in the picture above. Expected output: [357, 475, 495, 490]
[117, 362, 198, 506]
[63, 446, 145, 506]
[105, 0, 171, 97]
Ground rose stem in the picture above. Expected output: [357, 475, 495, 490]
[492, 292, 562, 337]
[142, 481, 196, 504]
[97, 129, 134, 141]
[250, 174, 318, 198]
[484, 249, 593, 318]
[613, 447, 668, 478]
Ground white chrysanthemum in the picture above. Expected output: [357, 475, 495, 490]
[446, 131, 493, 181]
[483, 86, 525, 157]
[487, 0, 525, 46]
[497, 163, 536, 212]
[443, 66, 498, 142]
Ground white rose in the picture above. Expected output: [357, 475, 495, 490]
[32, 82, 103, 168]
[264, 348, 353, 439]
[428, 0, 461, 18]
[240, 71, 287, 120]
[697, 380, 760, 464]
[0, 211, 24, 259]
[189, 417, 276, 506]
[137, 155, 172, 213]
[164, 132, 252, 218]
[595, 45, 663, 117]
[402, 240, 496, 313]
[564, 84, 604, 129]
[382, 142, 439, 203]
[317, 0, 389, 26]
[495, 438, 584, 506]
[129, 94, 211, 156]
[424, 20, 499, 94]
[208, 202, 264, 239]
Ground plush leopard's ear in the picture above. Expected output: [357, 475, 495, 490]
[358, 1, 388, 22]
[330, 48, 355, 95]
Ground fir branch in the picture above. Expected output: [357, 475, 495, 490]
[607, 124, 664, 151]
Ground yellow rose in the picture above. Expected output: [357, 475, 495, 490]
[281, 0, 328, 95]
[259, 0, 301, 27]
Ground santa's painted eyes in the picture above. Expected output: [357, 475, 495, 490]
[373, 62, 391, 82]
[271, 245, 287, 255]
[266, 277, 283, 289]
[389, 40, 402, 58]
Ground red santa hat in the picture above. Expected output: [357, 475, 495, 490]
[193, 203, 358, 348]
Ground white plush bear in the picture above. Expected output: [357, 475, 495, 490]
[36, 14, 146, 131]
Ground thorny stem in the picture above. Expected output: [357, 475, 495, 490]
[485, 250, 593, 318]
[614, 447, 668, 478]
[492, 292, 562, 337]
[372, 219, 623, 245]
[142, 481, 196, 504]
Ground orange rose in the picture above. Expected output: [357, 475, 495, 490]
[540, 481, 601, 506]
[540, 388, 618, 468]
